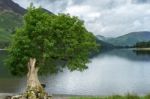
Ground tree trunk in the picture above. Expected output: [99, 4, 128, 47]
[27, 58, 41, 89]
[24, 58, 47, 99]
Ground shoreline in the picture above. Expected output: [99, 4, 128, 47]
[1, 93, 150, 99]
[0, 49, 6, 51]
[0, 93, 71, 99]
[0, 93, 107, 99]
[133, 48, 150, 51]
[125, 47, 150, 51]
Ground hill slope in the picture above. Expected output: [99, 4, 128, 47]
[102, 31, 150, 47]
[0, 0, 24, 47]
[0, 0, 26, 14]
[0, 11, 23, 40]
[96, 37, 114, 49]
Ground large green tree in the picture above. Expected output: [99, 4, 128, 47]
[7, 6, 97, 98]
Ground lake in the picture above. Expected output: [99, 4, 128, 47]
[0, 49, 150, 96]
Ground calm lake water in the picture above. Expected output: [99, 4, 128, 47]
[0, 49, 150, 96]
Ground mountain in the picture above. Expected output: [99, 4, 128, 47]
[96, 35, 115, 49]
[97, 31, 150, 47]
[96, 37, 114, 49]
[0, 0, 26, 14]
[96, 35, 106, 41]
[96, 35, 113, 41]
[0, 0, 52, 48]
[0, 0, 24, 47]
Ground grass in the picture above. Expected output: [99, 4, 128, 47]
[70, 94, 150, 99]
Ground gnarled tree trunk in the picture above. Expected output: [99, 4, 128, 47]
[23, 58, 47, 99]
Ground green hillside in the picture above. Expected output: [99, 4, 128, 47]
[107, 31, 150, 46]
[0, 11, 23, 48]
[0, 0, 25, 48]
[0, 11, 23, 42]
[97, 31, 150, 47]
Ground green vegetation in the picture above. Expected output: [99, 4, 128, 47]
[7, 6, 97, 98]
[97, 31, 150, 47]
[0, 11, 23, 47]
[70, 94, 150, 99]
[134, 41, 150, 48]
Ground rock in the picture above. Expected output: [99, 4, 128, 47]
[10, 95, 22, 99]
[0, 93, 52, 99]
[41, 84, 46, 88]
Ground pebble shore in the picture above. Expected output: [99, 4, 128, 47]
[0, 93, 71, 99]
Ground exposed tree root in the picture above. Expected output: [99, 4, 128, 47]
[9, 58, 52, 99]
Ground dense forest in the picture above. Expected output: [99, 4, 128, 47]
[134, 41, 150, 48]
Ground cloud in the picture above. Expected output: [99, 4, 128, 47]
[12, 0, 150, 37]
[64, 5, 101, 22]
[12, 0, 31, 8]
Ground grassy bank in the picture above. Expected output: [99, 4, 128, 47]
[133, 48, 150, 51]
[70, 94, 150, 99]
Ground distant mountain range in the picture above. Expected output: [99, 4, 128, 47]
[96, 31, 150, 47]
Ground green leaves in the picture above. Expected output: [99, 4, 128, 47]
[7, 6, 97, 76]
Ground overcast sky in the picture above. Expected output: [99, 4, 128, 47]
[12, 0, 150, 37]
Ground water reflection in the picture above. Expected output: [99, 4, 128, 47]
[133, 50, 150, 56]
[100, 49, 150, 61]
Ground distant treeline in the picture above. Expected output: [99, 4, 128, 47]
[134, 41, 150, 48]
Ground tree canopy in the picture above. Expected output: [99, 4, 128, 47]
[7, 6, 97, 76]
